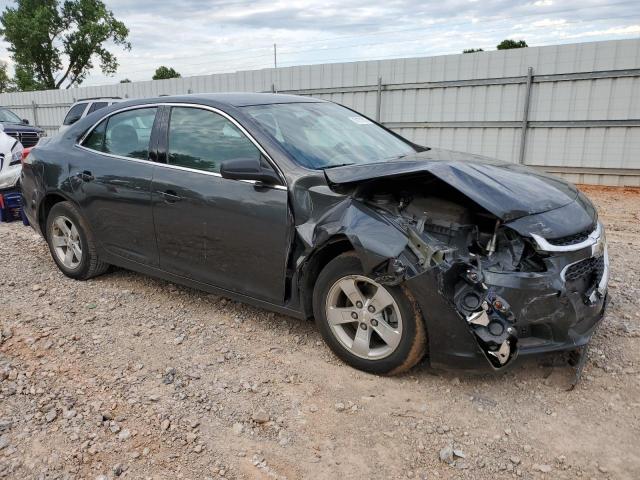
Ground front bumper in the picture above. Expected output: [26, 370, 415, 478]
[407, 223, 609, 371]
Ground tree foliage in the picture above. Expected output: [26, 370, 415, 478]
[0, 0, 130, 90]
[0, 63, 12, 92]
[152, 66, 181, 80]
[119, 78, 132, 83]
[463, 48, 484, 54]
[496, 39, 528, 50]
[13, 64, 46, 91]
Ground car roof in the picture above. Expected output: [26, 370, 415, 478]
[112, 92, 325, 109]
[73, 98, 122, 104]
[187, 93, 324, 107]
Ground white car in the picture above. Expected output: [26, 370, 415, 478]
[0, 127, 24, 190]
[59, 97, 123, 134]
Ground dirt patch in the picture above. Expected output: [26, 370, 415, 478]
[1, 188, 639, 479]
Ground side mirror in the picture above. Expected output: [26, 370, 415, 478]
[220, 156, 281, 185]
[21, 118, 29, 125]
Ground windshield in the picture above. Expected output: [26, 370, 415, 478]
[243, 102, 417, 169]
[0, 108, 23, 124]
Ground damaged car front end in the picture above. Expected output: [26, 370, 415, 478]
[299, 152, 608, 373]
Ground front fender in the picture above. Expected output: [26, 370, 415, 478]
[296, 198, 409, 273]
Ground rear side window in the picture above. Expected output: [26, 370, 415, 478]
[167, 107, 260, 173]
[82, 107, 157, 160]
[63, 103, 88, 126]
[87, 102, 109, 114]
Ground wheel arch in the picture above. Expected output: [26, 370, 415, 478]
[38, 191, 76, 239]
[299, 235, 355, 319]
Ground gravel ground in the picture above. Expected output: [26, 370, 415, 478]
[1, 185, 639, 480]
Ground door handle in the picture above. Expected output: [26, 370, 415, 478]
[76, 170, 94, 182]
[159, 190, 182, 203]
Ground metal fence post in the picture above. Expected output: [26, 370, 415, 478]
[31, 100, 38, 126]
[518, 67, 533, 164]
[375, 76, 382, 122]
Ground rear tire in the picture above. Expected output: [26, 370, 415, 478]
[45, 201, 109, 280]
[313, 252, 426, 375]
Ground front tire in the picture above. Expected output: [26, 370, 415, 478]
[45, 201, 109, 280]
[313, 252, 426, 375]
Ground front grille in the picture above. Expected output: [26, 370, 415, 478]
[547, 228, 593, 246]
[6, 131, 40, 148]
[565, 255, 605, 282]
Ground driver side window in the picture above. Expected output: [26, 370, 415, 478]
[167, 107, 260, 174]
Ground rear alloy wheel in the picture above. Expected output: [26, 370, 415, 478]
[50, 215, 83, 270]
[313, 252, 426, 375]
[46, 201, 109, 280]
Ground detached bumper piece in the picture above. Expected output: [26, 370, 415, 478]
[455, 276, 518, 368]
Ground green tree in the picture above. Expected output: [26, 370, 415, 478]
[496, 39, 528, 50]
[153, 66, 181, 80]
[463, 48, 484, 54]
[0, 63, 13, 92]
[119, 78, 132, 83]
[0, 0, 130, 90]
[12, 64, 45, 91]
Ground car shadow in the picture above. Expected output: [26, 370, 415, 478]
[93, 268, 584, 390]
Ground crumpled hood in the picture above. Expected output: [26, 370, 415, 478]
[324, 148, 579, 221]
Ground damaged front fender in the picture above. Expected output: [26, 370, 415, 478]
[296, 198, 410, 274]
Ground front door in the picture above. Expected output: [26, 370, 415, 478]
[152, 105, 290, 304]
[70, 106, 159, 266]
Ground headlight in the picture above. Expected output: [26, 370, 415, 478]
[38, 131, 47, 137]
[10, 143, 23, 166]
[592, 222, 606, 257]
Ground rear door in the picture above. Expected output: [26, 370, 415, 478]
[151, 105, 290, 303]
[70, 106, 160, 266]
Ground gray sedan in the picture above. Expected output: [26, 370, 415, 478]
[20, 93, 608, 375]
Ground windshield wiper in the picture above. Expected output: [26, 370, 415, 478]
[322, 163, 356, 170]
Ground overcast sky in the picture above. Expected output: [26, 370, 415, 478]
[0, 0, 639, 86]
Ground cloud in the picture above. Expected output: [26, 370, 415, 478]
[532, 18, 567, 27]
[561, 24, 640, 38]
[0, 0, 638, 85]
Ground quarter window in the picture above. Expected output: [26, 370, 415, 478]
[63, 103, 88, 126]
[167, 107, 260, 173]
[83, 119, 107, 151]
[82, 107, 157, 160]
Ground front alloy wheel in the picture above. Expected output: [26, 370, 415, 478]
[325, 275, 403, 360]
[313, 252, 426, 375]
